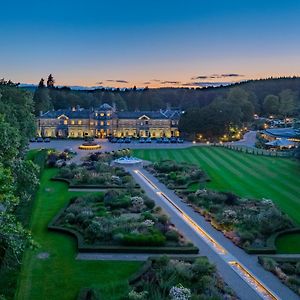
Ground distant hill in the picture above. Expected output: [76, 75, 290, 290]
[26, 77, 300, 114]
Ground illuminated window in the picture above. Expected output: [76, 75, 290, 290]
[71, 120, 75, 125]
[78, 120, 82, 125]
[64, 120, 68, 125]
[95, 113, 98, 117]
[107, 113, 110, 117]
[100, 121, 104, 126]
[100, 113, 104, 117]
[90, 122, 94, 126]
[107, 121, 110, 126]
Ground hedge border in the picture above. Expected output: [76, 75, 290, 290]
[51, 177, 140, 189]
[48, 201, 199, 255]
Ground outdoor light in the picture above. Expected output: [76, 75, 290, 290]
[192, 140, 196, 144]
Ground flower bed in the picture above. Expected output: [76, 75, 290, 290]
[259, 256, 300, 296]
[50, 190, 197, 253]
[56, 161, 137, 188]
[177, 189, 295, 252]
[144, 160, 209, 189]
[127, 256, 237, 300]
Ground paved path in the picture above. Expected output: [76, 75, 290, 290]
[77, 253, 200, 261]
[125, 167, 298, 300]
[232, 130, 257, 148]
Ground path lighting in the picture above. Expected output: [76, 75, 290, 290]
[206, 141, 210, 145]
[134, 170, 279, 300]
[192, 141, 196, 144]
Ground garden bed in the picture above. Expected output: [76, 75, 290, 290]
[55, 160, 138, 188]
[144, 160, 209, 189]
[49, 189, 198, 254]
[177, 189, 296, 253]
[259, 256, 300, 296]
[127, 256, 238, 300]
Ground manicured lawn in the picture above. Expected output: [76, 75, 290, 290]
[276, 233, 300, 254]
[16, 168, 141, 300]
[134, 146, 300, 253]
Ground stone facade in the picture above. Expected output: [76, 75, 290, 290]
[37, 103, 180, 138]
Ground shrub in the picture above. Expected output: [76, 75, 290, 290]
[261, 257, 277, 272]
[165, 230, 179, 242]
[144, 198, 155, 209]
[280, 263, 295, 275]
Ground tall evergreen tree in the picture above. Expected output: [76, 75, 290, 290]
[33, 79, 52, 116]
[46, 74, 55, 88]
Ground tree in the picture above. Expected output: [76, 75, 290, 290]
[33, 86, 52, 116]
[263, 94, 279, 116]
[46, 74, 55, 88]
[38, 78, 45, 88]
[279, 89, 297, 119]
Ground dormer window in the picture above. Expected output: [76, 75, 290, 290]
[64, 120, 68, 125]
[78, 120, 82, 125]
[100, 113, 104, 117]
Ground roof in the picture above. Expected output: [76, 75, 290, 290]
[263, 128, 300, 139]
[40, 108, 91, 119]
[265, 139, 295, 147]
[117, 111, 170, 119]
[98, 103, 113, 111]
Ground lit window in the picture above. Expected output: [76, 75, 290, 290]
[95, 113, 98, 117]
[100, 113, 104, 117]
[90, 122, 94, 126]
[78, 120, 82, 125]
[100, 121, 104, 126]
[107, 121, 110, 126]
[107, 113, 110, 117]
[71, 120, 75, 125]
[63, 120, 68, 125]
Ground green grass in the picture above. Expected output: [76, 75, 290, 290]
[134, 146, 300, 253]
[16, 168, 141, 300]
[276, 233, 300, 254]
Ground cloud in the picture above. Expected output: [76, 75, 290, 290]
[95, 81, 103, 85]
[160, 80, 181, 85]
[191, 73, 244, 80]
[221, 73, 243, 77]
[105, 79, 129, 83]
[182, 81, 233, 87]
[191, 75, 209, 80]
[143, 81, 151, 85]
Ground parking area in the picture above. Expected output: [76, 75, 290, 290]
[28, 138, 194, 161]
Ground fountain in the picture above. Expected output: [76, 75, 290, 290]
[113, 156, 142, 166]
[79, 138, 101, 150]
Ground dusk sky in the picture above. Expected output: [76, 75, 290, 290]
[1, 0, 300, 88]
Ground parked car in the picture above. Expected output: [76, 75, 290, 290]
[139, 138, 145, 143]
[156, 138, 163, 143]
[170, 137, 177, 143]
[30, 137, 37, 142]
[145, 137, 152, 143]
[163, 138, 170, 143]
[44, 138, 51, 143]
[124, 137, 131, 143]
[177, 138, 184, 143]
[117, 138, 125, 143]
[110, 138, 118, 143]
[37, 137, 43, 142]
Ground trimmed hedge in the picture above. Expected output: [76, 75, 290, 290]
[244, 228, 300, 254]
[51, 177, 140, 189]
